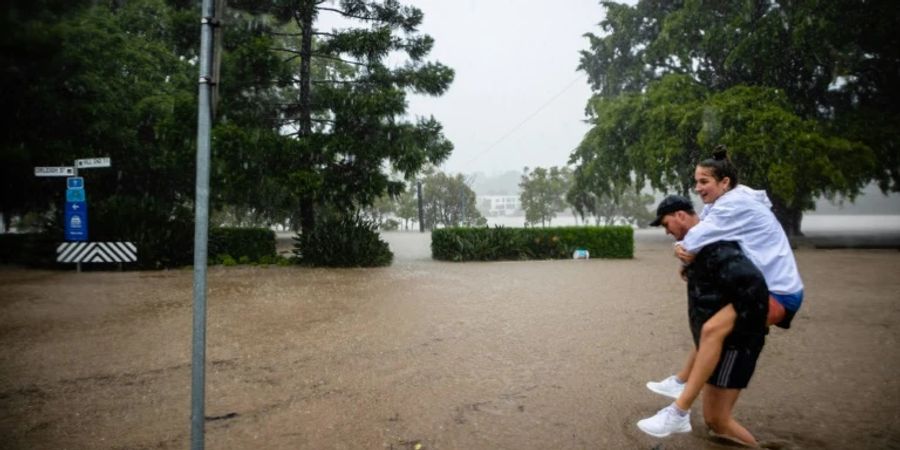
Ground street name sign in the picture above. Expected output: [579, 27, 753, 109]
[35, 167, 74, 177]
[76, 157, 111, 169]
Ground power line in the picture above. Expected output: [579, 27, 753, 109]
[456, 73, 587, 171]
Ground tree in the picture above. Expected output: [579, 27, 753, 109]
[567, 181, 655, 227]
[576, 0, 898, 235]
[1, 0, 455, 266]
[362, 192, 395, 227]
[519, 166, 571, 227]
[1, 0, 203, 266]
[421, 172, 485, 229]
[0, 0, 91, 230]
[224, 0, 455, 235]
[570, 74, 869, 233]
[393, 187, 419, 230]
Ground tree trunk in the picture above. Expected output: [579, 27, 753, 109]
[297, 2, 314, 137]
[296, 2, 316, 234]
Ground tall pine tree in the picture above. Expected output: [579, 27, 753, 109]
[225, 0, 455, 234]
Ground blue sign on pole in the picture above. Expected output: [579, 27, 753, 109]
[65, 201, 89, 241]
[67, 177, 84, 189]
[66, 189, 86, 202]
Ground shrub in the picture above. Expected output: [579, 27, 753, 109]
[208, 227, 276, 263]
[431, 226, 527, 261]
[293, 215, 393, 267]
[88, 194, 195, 269]
[432, 226, 633, 261]
[0, 233, 59, 267]
[0, 225, 276, 270]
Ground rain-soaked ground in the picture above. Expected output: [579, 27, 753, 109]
[1, 231, 899, 449]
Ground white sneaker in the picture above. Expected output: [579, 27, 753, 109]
[646, 375, 685, 399]
[637, 404, 692, 438]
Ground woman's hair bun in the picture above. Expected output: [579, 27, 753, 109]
[712, 144, 728, 161]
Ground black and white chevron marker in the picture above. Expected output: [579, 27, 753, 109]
[57, 242, 137, 263]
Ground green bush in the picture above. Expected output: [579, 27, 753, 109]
[0, 233, 59, 267]
[431, 226, 527, 261]
[208, 227, 276, 264]
[0, 226, 277, 269]
[293, 215, 393, 267]
[88, 194, 195, 269]
[432, 226, 633, 261]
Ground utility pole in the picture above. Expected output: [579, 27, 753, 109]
[191, 0, 223, 448]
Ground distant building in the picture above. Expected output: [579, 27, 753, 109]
[478, 195, 521, 216]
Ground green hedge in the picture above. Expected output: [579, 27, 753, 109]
[431, 226, 633, 261]
[0, 233, 60, 268]
[209, 227, 277, 264]
[0, 227, 277, 269]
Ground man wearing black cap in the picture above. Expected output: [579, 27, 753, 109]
[637, 195, 769, 446]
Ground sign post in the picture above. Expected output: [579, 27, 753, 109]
[34, 158, 111, 272]
[64, 197, 88, 241]
[65, 176, 88, 246]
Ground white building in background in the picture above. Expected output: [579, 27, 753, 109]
[478, 195, 521, 216]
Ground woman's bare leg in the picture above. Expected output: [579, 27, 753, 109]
[674, 305, 735, 411]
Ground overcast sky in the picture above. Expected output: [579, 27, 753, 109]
[401, 1, 608, 176]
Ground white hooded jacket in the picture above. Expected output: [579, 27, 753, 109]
[681, 185, 804, 294]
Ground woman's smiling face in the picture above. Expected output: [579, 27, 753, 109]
[694, 166, 731, 204]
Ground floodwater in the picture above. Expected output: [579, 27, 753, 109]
[1, 233, 900, 449]
[485, 213, 900, 234]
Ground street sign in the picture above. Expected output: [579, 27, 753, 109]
[75, 157, 111, 169]
[67, 177, 84, 189]
[34, 167, 74, 177]
[66, 189, 86, 202]
[65, 201, 88, 241]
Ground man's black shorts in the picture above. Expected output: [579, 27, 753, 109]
[707, 345, 763, 389]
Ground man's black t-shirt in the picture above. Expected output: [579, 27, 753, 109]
[684, 240, 769, 351]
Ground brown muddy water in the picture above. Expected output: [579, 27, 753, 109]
[1, 232, 899, 449]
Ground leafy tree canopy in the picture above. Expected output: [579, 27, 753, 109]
[576, 0, 898, 234]
[2, 0, 457, 268]
[2, 0, 202, 266]
[421, 171, 485, 229]
[519, 166, 572, 227]
[218, 0, 455, 234]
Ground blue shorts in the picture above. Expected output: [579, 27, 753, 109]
[770, 290, 804, 329]
[770, 290, 803, 312]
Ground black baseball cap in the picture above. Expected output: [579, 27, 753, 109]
[650, 195, 694, 226]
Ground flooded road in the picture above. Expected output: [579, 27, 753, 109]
[1, 233, 899, 449]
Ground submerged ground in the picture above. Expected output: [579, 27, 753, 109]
[1, 231, 898, 449]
